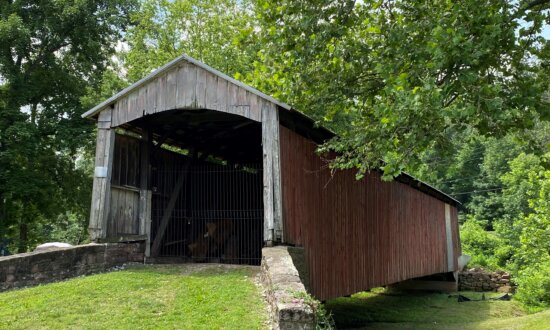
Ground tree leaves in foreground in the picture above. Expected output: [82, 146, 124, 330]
[0, 0, 137, 252]
[252, 0, 549, 178]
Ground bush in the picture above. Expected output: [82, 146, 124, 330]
[514, 260, 550, 308]
[460, 217, 507, 270]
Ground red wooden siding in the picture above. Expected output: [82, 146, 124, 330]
[279, 126, 460, 301]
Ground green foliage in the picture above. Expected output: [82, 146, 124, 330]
[252, 0, 549, 178]
[124, 0, 258, 83]
[459, 217, 510, 270]
[292, 290, 335, 329]
[512, 164, 550, 269]
[0, 0, 137, 252]
[515, 260, 550, 308]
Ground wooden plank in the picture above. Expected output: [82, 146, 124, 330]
[88, 108, 116, 241]
[237, 88, 250, 118]
[205, 72, 218, 110]
[118, 97, 129, 127]
[137, 85, 147, 117]
[146, 81, 157, 115]
[108, 187, 119, 236]
[272, 105, 283, 242]
[249, 94, 261, 121]
[139, 130, 151, 241]
[165, 68, 177, 110]
[156, 73, 167, 112]
[145, 190, 152, 257]
[126, 91, 138, 123]
[262, 101, 275, 243]
[216, 76, 228, 112]
[150, 152, 194, 256]
[175, 64, 187, 108]
[227, 83, 238, 116]
[195, 66, 207, 108]
[182, 62, 197, 108]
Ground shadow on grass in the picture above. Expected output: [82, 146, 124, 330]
[325, 289, 524, 329]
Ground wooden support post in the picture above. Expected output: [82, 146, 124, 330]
[150, 151, 194, 257]
[262, 102, 283, 244]
[139, 129, 152, 256]
[88, 109, 115, 241]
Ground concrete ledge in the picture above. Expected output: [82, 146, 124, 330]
[0, 241, 145, 291]
[261, 246, 315, 330]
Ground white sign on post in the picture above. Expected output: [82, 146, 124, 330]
[94, 166, 108, 178]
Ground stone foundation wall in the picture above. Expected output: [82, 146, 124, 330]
[0, 242, 145, 291]
[459, 268, 514, 293]
[261, 246, 315, 330]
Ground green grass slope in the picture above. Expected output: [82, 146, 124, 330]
[0, 264, 268, 330]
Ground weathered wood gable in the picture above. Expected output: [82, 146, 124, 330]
[111, 62, 266, 126]
[83, 54, 290, 127]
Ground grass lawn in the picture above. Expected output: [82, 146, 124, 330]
[326, 289, 550, 329]
[0, 264, 268, 330]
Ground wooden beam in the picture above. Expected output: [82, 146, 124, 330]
[262, 101, 283, 243]
[139, 129, 152, 256]
[150, 150, 195, 257]
[88, 109, 116, 241]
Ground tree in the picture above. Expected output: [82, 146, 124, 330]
[251, 0, 549, 178]
[0, 0, 137, 252]
[124, 0, 258, 83]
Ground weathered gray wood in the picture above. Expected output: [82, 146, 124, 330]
[89, 109, 115, 241]
[109, 186, 139, 236]
[227, 83, 238, 116]
[118, 97, 128, 127]
[156, 73, 167, 113]
[237, 88, 250, 118]
[196, 66, 207, 108]
[137, 85, 147, 116]
[445, 203, 454, 272]
[261, 101, 283, 243]
[216, 76, 228, 112]
[83, 54, 291, 119]
[205, 72, 218, 110]
[146, 80, 157, 115]
[249, 93, 261, 121]
[107, 187, 119, 236]
[182, 63, 197, 107]
[175, 64, 187, 108]
[139, 130, 151, 242]
[144, 191, 152, 257]
[272, 109, 283, 242]
[126, 91, 139, 123]
[262, 101, 275, 243]
[150, 152, 194, 256]
[108, 60, 273, 128]
[165, 69, 177, 110]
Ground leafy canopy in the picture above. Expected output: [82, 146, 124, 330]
[252, 0, 549, 178]
[124, 0, 258, 83]
[0, 0, 137, 251]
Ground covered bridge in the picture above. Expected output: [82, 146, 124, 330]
[83, 54, 461, 300]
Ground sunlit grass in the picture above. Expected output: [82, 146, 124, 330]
[0, 264, 268, 330]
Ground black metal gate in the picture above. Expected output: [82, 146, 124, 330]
[150, 149, 263, 265]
